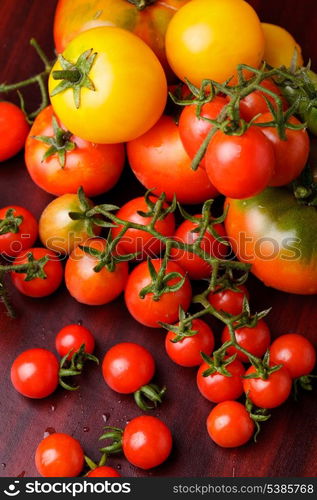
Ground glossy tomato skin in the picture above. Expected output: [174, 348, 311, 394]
[55, 324, 95, 360]
[262, 23, 303, 68]
[102, 343, 155, 394]
[11, 348, 59, 399]
[123, 416, 172, 469]
[65, 238, 129, 306]
[222, 319, 271, 363]
[35, 433, 84, 477]
[240, 79, 287, 122]
[124, 259, 192, 328]
[197, 358, 245, 403]
[207, 285, 249, 316]
[0, 206, 38, 258]
[207, 401, 255, 448]
[25, 106, 125, 196]
[270, 334, 316, 379]
[165, 319, 214, 367]
[87, 466, 121, 478]
[127, 116, 218, 205]
[243, 365, 292, 408]
[11, 248, 63, 298]
[0, 102, 30, 162]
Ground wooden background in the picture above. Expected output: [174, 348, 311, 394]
[0, 0, 316, 478]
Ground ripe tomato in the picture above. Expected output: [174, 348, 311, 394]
[102, 343, 155, 394]
[111, 195, 175, 260]
[87, 466, 120, 478]
[123, 416, 172, 469]
[0, 101, 29, 162]
[35, 433, 84, 477]
[221, 319, 271, 363]
[207, 285, 249, 316]
[11, 248, 63, 298]
[270, 334, 316, 379]
[240, 79, 287, 122]
[0, 206, 38, 257]
[197, 358, 245, 403]
[243, 365, 292, 408]
[11, 348, 59, 398]
[65, 238, 129, 306]
[55, 324, 95, 360]
[124, 259, 192, 328]
[127, 116, 218, 204]
[205, 126, 275, 199]
[49, 27, 167, 144]
[170, 216, 227, 280]
[262, 23, 303, 68]
[207, 401, 255, 448]
[25, 106, 125, 197]
[165, 319, 214, 367]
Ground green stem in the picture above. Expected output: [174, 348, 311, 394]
[52, 69, 81, 83]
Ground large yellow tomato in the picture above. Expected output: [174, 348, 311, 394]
[49, 27, 167, 144]
[262, 23, 304, 68]
[165, 0, 265, 87]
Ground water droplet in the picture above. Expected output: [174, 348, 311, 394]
[126, 419, 131, 425]
[44, 427, 56, 438]
[118, 400, 121, 404]
[83, 426, 89, 432]
[51, 405, 55, 412]
[77, 319, 83, 326]
[17, 471, 25, 477]
[102, 413, 110, 423]
[116, 464, 121, 470]
[1, 463, 6, 469]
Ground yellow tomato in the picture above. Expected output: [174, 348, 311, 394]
[262, 23, 304, 68]
[49, 27, 167, 144]
[165, 0, 265, 87]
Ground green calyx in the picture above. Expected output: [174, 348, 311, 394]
[134, 383, 166, 411]
[126, 0, 157, 10]
[243, 350, 283, 381]
[0, 208, 23, 236]
[159, 306, 199, 342]
[59, 343, 99, 391]
[139, 257, 186, 301]
[200, 351, 237, 378]
[245, 396, 271, 442]
[33, 116, 76, 167]
[99, 427, 124, 455]
[137, 190, 177, 225]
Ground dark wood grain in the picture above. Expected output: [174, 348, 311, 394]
[0, 0, 316, 478]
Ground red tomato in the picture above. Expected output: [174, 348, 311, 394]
[123, 416, 172, 469]
[197, 358, 245, 403]
[222, 319, 271, 363]
[165, 319, 214, 367]
[208, 285, 249, 316]
[0, 206, 38, 257]
[207, 401, 255, 448]
[124, 259, 192, 328]
[35, 433, 84, 477]
[11, 348, 59, 398]
[87, 466, 121, 477]
[270, 334, 316, 379]
[243, 365, 292, 408]
[0, 102, 29, 162]
[11, 248, 63, 298]
[205, 126, 275, 198]
[240, 79, 287, 122]
[55, 324, 95, 360]
[127, 116, 218, 204]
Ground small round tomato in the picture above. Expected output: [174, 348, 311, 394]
[123, 416, 172, 469]
[207, 285, 249, 316]
[124, 259, 192, 328]
[243, 365, 292, 408]
[262, 23, 303, 68]
[35, 433, 84, 477]
[205, 126, 275, 199]
[270, 334, 316, 379]
[0, 206, 38, 257]
[197, 358, 245, 403]
[0, 101, 29, 162]
[11, 248, 63, 298]
[87, 466, 120, 478]
[165, 319, 214, 367]
[11, 348, 59, 398]
[65, 238, 128, 306]
[240, 79, 288, 122]
[55, 324, 95, 360]
[207, 401, 255, 448]
[25, 106, 125, 196]
[222, 319, 271, 363]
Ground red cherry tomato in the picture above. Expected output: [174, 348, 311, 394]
[197, 358, 245, 403]
[35, 433, 84, 477]
[0, 206, 38, 257]
[207, 401, 255, 448]
[0, 101, 29, 162]
[208, 285, 249, 316]
[222, 319, 271, 363]
[240, 79, 287, 122]
[55, 324, 95, 360]
[270, 334, 316, 379]
[243, 365, 292, 408]
[87, 466, 121, 477]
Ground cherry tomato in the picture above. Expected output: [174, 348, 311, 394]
[243, 365, 292, 408]
[222, 319, 271, 363]
[270, 334, 316, 379]
[35, 433, 84, 477]
[55, 324, 95, 360]
[0, 101, 29, 162]
[0, 206, 38, 257]
[207, 401, 255, 448]
[197, 358, 245, 403]
[240, 79, 288, 122]
[11, 348, 59, 399]
[262, 23, 303, 68]
[207, 285, 249, 316]
[87, 466, 120, 478]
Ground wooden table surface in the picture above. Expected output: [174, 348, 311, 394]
[0, 0, 316, 478]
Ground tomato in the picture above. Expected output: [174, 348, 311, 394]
[207, 285, 249, 316]
[270, 334, 316, 379]
[0, 206, 38, 258]
[225, 188, 317, 294]
[205, 126, 275, 199]
[102, 342, 155, 394]
[0, 102, 29, 162]
[197, 358, 245, 403]
[254, 113, 309, 186]
[170, 215, 227, 280]
[127, 116, 218, 204]
[25, 106, 125, 197]
[49, 27, 167, 144]
[87, 466, 120, 478]
[240, 79, 288, 122]
[166, 0, 264, 88]
[222, 320, 271, 363]
[262, 23, 303, 68]
[111, 196, 175, 260]
[207, 401, 255, 448]
[11, 348, 59, 398]
[11, 248, 63, 298]
[122, 416, 172, 469]
[243, 365, 292, 408]
[35, 433, 84, 477]
[124, 259, 192, 327]
[55, 324, 95, 360]
[165, 319, 214, 367]
[65, 238, 129, 306]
